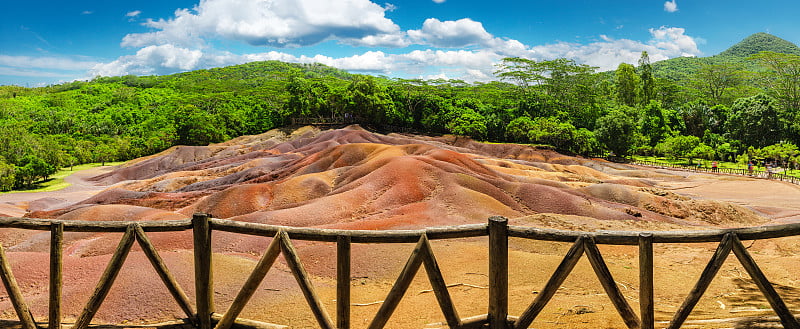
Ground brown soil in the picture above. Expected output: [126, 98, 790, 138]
[2, 125, 800, 328]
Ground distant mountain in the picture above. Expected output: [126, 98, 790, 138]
[650, 33, 800, 81]
[86, 60, 353, 94]
[718, 32, 800, 57]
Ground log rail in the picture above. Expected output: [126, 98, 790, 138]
[1, 214, 800, 329]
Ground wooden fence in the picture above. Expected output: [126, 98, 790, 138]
[2, 214, 800, 329]
[290, 117, 361, 126]
[624, 159, 800, 186]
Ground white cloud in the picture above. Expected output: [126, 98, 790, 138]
[649, 26, 699, 57]
[122, 0, 401, 48]
[0, 67, 78, 78]
[81, 10, 93, 15]
[432, 0, 446, 3]
[90, 44, 202, 76]
[408, 18, 493, 48]
[126, 10, 142, 17]
[664, 0, 678, 13]
[405, 18, 529, 58]
[0, 55, 99, 70]
[524, 26, 700, 71]
[88, 0, 702, 85]
[91, 25, 702, 83]
[342, 32, 410, 47]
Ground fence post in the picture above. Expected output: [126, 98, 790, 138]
[337, 235, 351, 329]
[488, 216, 509, 329]
[193, 213, 213, 329]
[639, 233, 654, 329]
[0, 238, 37, 329]
[49, 222, 64, 329]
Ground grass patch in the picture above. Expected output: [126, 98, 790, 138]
[1, 161, 124, 194]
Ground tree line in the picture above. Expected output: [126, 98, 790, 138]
[1, 51, 799, 190]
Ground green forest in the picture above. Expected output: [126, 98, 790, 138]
[1, 32, 800, 191]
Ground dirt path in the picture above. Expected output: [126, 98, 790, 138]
[643, 168, 800, 223]
[0, 165, 117, 216]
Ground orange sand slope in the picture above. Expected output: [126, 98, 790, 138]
[0, 125, 781, 326]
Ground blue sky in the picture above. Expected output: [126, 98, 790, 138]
[2, 0, 799, 86]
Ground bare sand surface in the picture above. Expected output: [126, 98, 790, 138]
[0, 165, 117, 217]
[645, 169, 800, 223]
[1, 127, 799, 328]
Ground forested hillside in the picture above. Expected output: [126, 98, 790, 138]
[1, 33, 799, 191]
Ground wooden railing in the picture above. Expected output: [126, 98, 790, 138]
[2, 215, 800, 329]
[290, 116, 362, 126]
[626, 159, 800, 186]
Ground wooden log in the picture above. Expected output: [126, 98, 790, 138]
[488, 216, 508, 329]
[668, 233, 733, 329]
[50, 222, 64, 329]
[211, 313, 288, 329]
[134, 225, 196, 323]
[730, 235, 800, 329]
[6, 216, 800, 247]
[337, 235, 351, 329]
[638, 233, 654, 329]
[457, 314, 490, 329]
[214, 232, 282, 329]
[368, 236, 427, 329]
[0, 217, 192, 232]
[514, 237, 585, 329]
[279, 231, 335, 329]
[508, 222, 800, 245]
[583, 237, 640, 329]
[193, 213, 214, 329]
[72, 225, 136, 329]
[420, 235, 462, 328]
[0, 239, 37, 329]
[209, 218, 487, 243]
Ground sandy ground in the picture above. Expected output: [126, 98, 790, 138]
[0, 165, 117, 217]
[2, 166, 799, 328]
[649, 169, 800, 223]
[2, 127, 800, 329]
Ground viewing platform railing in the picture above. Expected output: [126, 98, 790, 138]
[1, 214, 800, 329]
[602, 157, 800, 186]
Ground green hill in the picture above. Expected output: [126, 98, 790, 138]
[650, 32, 800, 81]
[718, 32, 800, 57]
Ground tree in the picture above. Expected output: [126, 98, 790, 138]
[655, 135, 701, 162]
[759, 142, 799, 167]
[691, 62, 744, 105]
[495, 57, 598, 114]
[445, 107, 487, 139]
[640, 100, 671, 146]
[494, 57, 547, 88]
[173, 104, 228, 146]
[505, 116, 535, 143]
[638, 51, 655, 104]
[595, 110, 637, 156]
[0, 158, 15, 191]
[749, 51, 800, 111]
[14, 155, 56, 188]
[527, 117, 597, 154]
[284, 72, 333, 119]
[717, 142, 737, 162]
[725, 94, 785, 148]
[346, 75, 398, 124]
[690, 143, 716, 162]
[615, 63, 639, 107]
